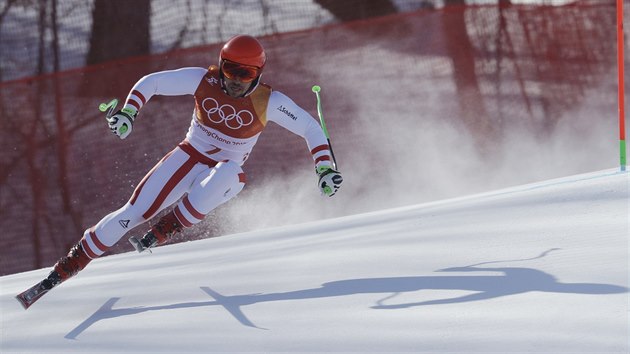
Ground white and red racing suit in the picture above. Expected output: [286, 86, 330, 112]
[78, 66, 332, 258]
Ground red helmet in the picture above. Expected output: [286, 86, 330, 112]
[219, 35, 266, 69]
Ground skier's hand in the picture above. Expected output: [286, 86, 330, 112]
[317, 166, 342, 197]
[107, 107, 136, 139]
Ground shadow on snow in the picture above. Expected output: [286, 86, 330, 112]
[65, 249, 627, 339]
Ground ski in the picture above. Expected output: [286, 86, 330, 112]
[129, 236, 151, 253]
[16, 279, 55, 310]
[129, 236, 143, 252]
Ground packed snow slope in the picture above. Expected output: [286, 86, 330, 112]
[1, 169, 628, 353]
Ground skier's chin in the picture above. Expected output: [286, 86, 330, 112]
[223, 79, 251, 98]
[227, 88, 245, 97]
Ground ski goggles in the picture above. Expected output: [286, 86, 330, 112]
[220, 60, 260, 83]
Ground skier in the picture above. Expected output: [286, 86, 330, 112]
[17, 34, 342, 308]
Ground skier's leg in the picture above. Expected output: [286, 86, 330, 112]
[133, 160, 246, 251]
[46, 146, 206, 284]
[175, 160, 246, 226]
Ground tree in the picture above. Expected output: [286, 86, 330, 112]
[314, 0, 397, 22]
[87, 0, 150, 65]
[442, 0, 495, 153]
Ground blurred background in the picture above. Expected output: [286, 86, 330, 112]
[0, 0, 626, 275]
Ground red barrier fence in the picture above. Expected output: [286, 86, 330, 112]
[0, 3, 623, 275]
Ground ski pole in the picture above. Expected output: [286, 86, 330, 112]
[98, 98, 119, 119]
[311, 85, 338, 170]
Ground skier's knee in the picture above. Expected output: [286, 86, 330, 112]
[204, 160, 246, 195]
[186, 160, 246, 215]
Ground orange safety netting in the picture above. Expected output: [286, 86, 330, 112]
[0, 3, 622, 274]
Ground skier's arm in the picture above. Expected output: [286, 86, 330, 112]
[124, 67, 208, 112]
[107, 67, 207, 139]
[267, 91, 343, 196]
[267, 91, 333, 169]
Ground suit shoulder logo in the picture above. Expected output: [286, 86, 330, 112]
[205, 77, 219, 86]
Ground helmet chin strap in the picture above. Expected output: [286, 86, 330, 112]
[242, 74, 262, 97]
[219, 69, 262, 98]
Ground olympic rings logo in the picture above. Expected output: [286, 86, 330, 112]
[202, 98, 254, 130]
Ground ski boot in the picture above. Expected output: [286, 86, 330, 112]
[129, 211, 182, 253]
[16, 242, 92, 309]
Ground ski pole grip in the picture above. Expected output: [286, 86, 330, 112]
[98, 98, 119, 119]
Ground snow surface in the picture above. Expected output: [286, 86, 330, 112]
[1, 169, 628, 353]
